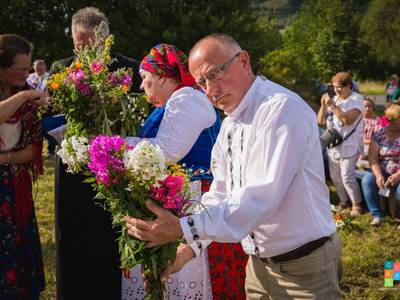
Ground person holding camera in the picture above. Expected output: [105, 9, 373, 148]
[317, 72, 364, 216]
[361, 103, 400, 226]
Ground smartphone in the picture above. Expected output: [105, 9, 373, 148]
[326, 85, 336, 99]
[378, 186, 390, 197]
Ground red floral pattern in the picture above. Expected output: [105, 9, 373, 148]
[208, 242, 248, 299]
[201, 181, 248, 299]
[0, 85, 45, 299]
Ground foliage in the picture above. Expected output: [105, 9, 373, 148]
[360, 0, 400, 73]
[47, 25, 148, 138]
[0, 0, 281, 72]
[258, 49, 321, 105]
[282, 0, 365, 82]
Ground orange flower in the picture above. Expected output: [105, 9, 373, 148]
[121, 85, 129, 93]
[50, 82, 60, 90]
[335, 213, 344, 221]
[74, 61, 83, 69]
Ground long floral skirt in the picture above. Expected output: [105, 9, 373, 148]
[0, 166, 45, 300]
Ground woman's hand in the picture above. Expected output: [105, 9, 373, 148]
[20, 90, 50, 106]
[388, 172, 400, 186]
[321, 93, 330, 106]
[376, 175, 386, 189]
[160, 243, 195, 283]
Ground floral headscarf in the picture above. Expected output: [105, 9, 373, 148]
[140, 44, 196, 87]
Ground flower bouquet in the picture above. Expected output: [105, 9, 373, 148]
[47, 22, 148, 139]
[330, 205, 352, 229]
[77, 135, 195, 299]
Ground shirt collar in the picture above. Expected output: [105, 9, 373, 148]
[227, 76, 263, 121]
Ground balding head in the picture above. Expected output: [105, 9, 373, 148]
[190, 33, 241, 59]
[188, 33, 255, 114]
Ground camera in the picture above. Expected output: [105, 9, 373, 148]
[326, 85, 336, 99]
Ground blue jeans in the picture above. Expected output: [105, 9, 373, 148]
[41, 115, 66, 154]
[361, 171, 400, 218]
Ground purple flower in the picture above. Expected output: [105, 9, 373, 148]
[122, 74, 132, 86]
[88, 135, 127, 185]
[77, 82, 92, 96]
[90, 61, 104, 73]
[108, 74, 119, 86]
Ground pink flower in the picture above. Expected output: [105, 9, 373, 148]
[150, 175, 185, 211]
[69, 68, 85, 83]
[90, 61, 104, 73]
[88, 135, 127, 185]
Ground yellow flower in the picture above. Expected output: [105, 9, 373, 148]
[66, 67, 71, 73]
[50, 82, 60, 90]
[173, 171, 187, 179]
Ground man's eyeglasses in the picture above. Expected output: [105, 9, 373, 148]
[197, 52, 241, 89]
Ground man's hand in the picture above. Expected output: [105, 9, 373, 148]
[125, 200, 184, 248]
[160, 243, 196, 283]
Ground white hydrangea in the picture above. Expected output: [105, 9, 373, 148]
[123, 140, 166, 184]
[57, 135, 89, 173]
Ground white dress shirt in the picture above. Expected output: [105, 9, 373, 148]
[180, 76, 336, 258]
[126, 86, 216, 161]
[327, 92, 364, 159]
[26, 72, 49, 91]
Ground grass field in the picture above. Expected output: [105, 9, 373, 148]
[35, 155, 400, 300]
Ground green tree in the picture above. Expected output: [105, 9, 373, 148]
[360, 0, 400, 71]
[259, 49, 321, 105]
[0, 0, 282, 71]
[283, 0, 365, 81]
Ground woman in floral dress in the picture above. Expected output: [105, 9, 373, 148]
[0, 34, 47, 300]
[361, 102, 400, 226]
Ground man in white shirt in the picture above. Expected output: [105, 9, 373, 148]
[26, 59, 49, 91]
[125, 33, 342, 299]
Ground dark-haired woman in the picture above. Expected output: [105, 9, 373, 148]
[0, 34, 47, 299]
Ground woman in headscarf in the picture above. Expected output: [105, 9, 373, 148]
[122, 44, 247, 299]
[0, 34, 47, 300]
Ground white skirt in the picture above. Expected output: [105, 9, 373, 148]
[121, 249, 212, 300]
